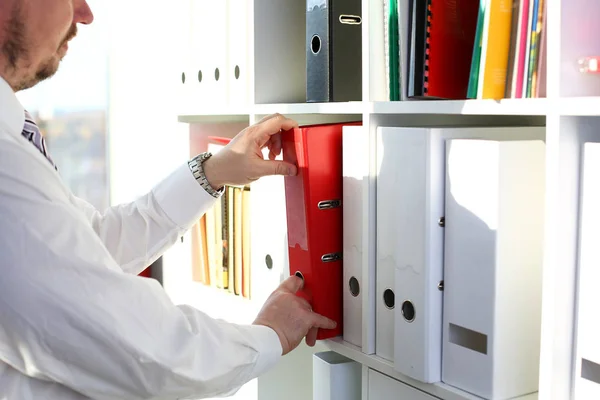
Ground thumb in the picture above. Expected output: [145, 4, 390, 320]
[279, 275, 304, 293]
[257, 159, 297, 178]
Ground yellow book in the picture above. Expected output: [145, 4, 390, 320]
[234, 187, 243, 296]
[242, 186, 251, 299]
[191, 217, 210, 285]
[482, 0, 513, 99]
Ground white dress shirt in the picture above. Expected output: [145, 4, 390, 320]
[0, 77, 282, 400]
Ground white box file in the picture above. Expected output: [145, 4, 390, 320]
[342, 126, 370, 350]
[442, 139, 545, 399]
[574, 143, 600, 398]
[313, 351, 361, 400]
[377, 126, 545, 383]
[377, 126, 446, 379]
[226, 0, 250, 106]
[174, 0, 193, 113]
[189, 0, 228, 106]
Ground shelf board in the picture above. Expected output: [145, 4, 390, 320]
[178, 105, 251, 124]
[369, 98, 549, 116]
[253, 102, 364, 125]
[556, 96, 600, 116]
[324, 337, 538, 400]
[178, 102, 364, 125]
[253, 101, 364, 115]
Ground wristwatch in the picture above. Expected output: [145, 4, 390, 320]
[188, 152, 225, 198]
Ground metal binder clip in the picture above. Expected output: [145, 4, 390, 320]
[318, 199, 342, 210]
[321, 252, 342, 263]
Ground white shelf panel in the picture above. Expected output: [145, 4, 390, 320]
[178, 105, 251, 124]
[323, 338, 538, 400]
[178, 102, 364, 125]
[253, 102, 363, 125]
[369, 98, 549, 116]
[252, 101, 364, 115]
[556, 97, 600, 116]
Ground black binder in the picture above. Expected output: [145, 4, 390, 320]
[306, 0, 362, 102]
[408, 0, 430, 98]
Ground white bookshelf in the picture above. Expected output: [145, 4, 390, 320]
[163, 0, 597, 399]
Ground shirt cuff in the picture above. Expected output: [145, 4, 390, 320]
[240, 324, 283, 379]
[152, 162, 218, 230]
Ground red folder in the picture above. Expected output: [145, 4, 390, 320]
[282, 122, 359, 340]
[426, 0, 479, 99]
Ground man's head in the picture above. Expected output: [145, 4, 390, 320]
[0, 0, 94, 91]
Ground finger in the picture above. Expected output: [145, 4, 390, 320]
[278, 275, 304, 293]
[252, 115, 299, 146]
[268, 133, 283, 159]
[305, 327, 319, 347]
[256, 113, 282, 125]
[311, 313, 337, 330]
[255, 159, 298, 178]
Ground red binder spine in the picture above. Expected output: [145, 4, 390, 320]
[282, 123, 345, 340]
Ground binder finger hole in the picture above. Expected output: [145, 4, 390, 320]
[295, 271, 304, 281]
[235, 65, 240, 80]
[265, 254, 273, 269]
[311, 34, 321, 54]
[197, 70, 203, 83]
[401, 300, 416, 322]
[383, 289, 395, 309]
[181, 72, 186, 84]
[215, 68, 220, 81]
[349, 277, 360, 297]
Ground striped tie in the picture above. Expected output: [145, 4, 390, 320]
[22, 110, 57, 170]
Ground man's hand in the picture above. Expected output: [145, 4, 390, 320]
[253, 276, 337, 355]
[202, 113, 299, 189]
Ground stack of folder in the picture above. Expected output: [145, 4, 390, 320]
[190, 137, 252, 299]
[375, 125, 546, 399]
[176, 0, 251, 108]
[384, 0, 547, 100]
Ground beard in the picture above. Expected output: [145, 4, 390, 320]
[2, 2, 77, 91]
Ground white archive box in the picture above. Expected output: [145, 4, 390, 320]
[313, 351, 361, 400]
[442, 139, 545, 399]
[173, 0, 193, 113]
[375, 126, 544, 383]
[189, 0, 228, 106]
[573, 143, 600, 398]
[226, 0, 251, 106]
[342, 125, 372, 351]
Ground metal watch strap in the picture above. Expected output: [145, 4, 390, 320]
[188, 152, 224, 198]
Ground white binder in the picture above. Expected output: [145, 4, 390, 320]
[574, 143, 600, 398]
[377, 127, 445, 382]
[342, 126, 370, 350]
[442, 139, 545, 399]
[249, 158, 289, 306]
[173, 0, 193, 113]
[376, 128, 401, 362]
[313, 351, 361, 400]
[226, 0, 251, 106]
[377, 126, 545, 383]
[189, 0, 228, 106]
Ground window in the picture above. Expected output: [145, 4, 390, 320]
[16, 0, 109, 210]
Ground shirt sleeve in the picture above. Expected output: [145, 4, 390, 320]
[69, 163, 218, 274]
[0, 136, 283, 400]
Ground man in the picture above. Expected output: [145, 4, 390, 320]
[0, 1, 336, 399]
